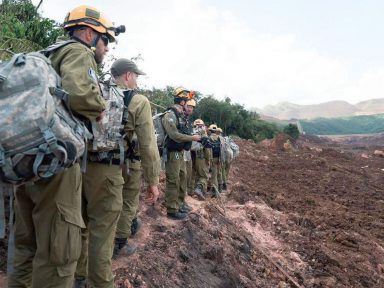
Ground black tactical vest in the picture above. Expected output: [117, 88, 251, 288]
[166, 107, 193, 152]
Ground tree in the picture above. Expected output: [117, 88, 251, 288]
[0, 0, 62, 60]
[283, 124, 300, 139]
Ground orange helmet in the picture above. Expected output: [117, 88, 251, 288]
[63, 5, 125, 42]
[173, 86, 195, 99]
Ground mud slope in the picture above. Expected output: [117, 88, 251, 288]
[113, 138, 384, 287]
[1, 136, 384, 288]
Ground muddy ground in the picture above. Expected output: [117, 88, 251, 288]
[1, 135, 384, 287]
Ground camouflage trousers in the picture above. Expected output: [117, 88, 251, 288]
[115, 159, 142, 238]
[165, 151, 187, 213]
[75, 162, 124, 288]
[8, 164, 84, 288]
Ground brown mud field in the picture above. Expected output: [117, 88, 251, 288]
[1, 135, 384, 287]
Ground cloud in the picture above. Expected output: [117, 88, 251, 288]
[34, 0, 384, 108]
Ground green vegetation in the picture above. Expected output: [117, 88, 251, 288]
[300, 114, 384, 135]
[0, 0, 62, 59]
[140, 87, 280, 141]
[283, 124, 300, 139]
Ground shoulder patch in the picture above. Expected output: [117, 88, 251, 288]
[88, 68, 98, 83]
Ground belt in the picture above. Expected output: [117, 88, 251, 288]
[92, 158, 121, 166]
[88, 151, 122, 166]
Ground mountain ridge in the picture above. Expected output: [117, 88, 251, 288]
[253, 98, 384, 120]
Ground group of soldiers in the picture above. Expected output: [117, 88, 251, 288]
[160, 91, 234, 220]
[6, 4, 235, 288]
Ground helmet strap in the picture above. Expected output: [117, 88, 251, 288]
[90, 33, 101, 51]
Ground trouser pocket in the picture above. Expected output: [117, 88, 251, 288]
[50, 203, 85, 265]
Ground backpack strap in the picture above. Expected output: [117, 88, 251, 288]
[122, 90, 137, 165]
[40, 40, 77, 58]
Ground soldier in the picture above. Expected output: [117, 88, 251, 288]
[162, 87, 201, 220]
[208, 124, 224, 197]
[184, 99, 196, 198]
[111, 58, 160, 257]
[191, 119, 212, 200]
[8, 5, 118, 288]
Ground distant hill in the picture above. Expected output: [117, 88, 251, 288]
[299, 114, 384, 135]
[254, 98, 384, 120]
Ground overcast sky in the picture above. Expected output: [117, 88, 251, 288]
[32, 0, 384, 109]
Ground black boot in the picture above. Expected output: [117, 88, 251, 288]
[74, 277, 87, 288]
[218, 184, 223, 192]
[194, 184, 205, 200]
[167, 211, 188, 220]
[222, 183, 227, 191]
[113, 237, 137, 259]
[130, 217, 142, 237]
[179, 202, 192, 213]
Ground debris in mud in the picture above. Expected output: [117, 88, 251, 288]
[1, 135, 384, 288]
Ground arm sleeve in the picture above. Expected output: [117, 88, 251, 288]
[162, 112, 194, 142]
[134, 99, 160, 185]
[59, 49, 106, 121]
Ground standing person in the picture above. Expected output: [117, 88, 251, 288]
[184, 99, 196, 200]
[162, 87, 201, 220]
[111, 58, 160, 257]
[191, 119, 211, 200]
[8, 5, 117, 288]
[208, 124, 223, 197]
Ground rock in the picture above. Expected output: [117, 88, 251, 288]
[374, 150, 384, 157]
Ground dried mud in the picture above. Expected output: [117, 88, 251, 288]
[1, 135, 384, 288]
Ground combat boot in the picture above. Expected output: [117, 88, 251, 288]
[167, 211, 188, 220]
[130, 217, 142, 237]
[222, 183, 227, 191]
[218, 184, 223, 192]
[74, 277, 87, 288]
[194, 184, 205, 200]
[179, 202, 192, 213]
[113, 237, 137, 259]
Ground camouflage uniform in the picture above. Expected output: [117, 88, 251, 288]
[162, 105, 194, 213]
[8, 41, 105, 288]
[115, 91, 160, 239]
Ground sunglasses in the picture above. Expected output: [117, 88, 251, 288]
[100, 34, 109, 46]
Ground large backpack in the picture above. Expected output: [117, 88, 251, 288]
[152, 107, 181, 153]
[0, 41, 90, 185]
[223, 137, 234, 163]
[153, 111, 167, 151]
[228, 137, 240, 158]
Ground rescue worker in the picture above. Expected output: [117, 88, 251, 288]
[162, 87, 201, 220]
[111, 58, 160, 257]
[191, 119, 212, 200]
[184, 99, 196, 198]
[208, 124, 223, 197]
[8, 5, 118, 288]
